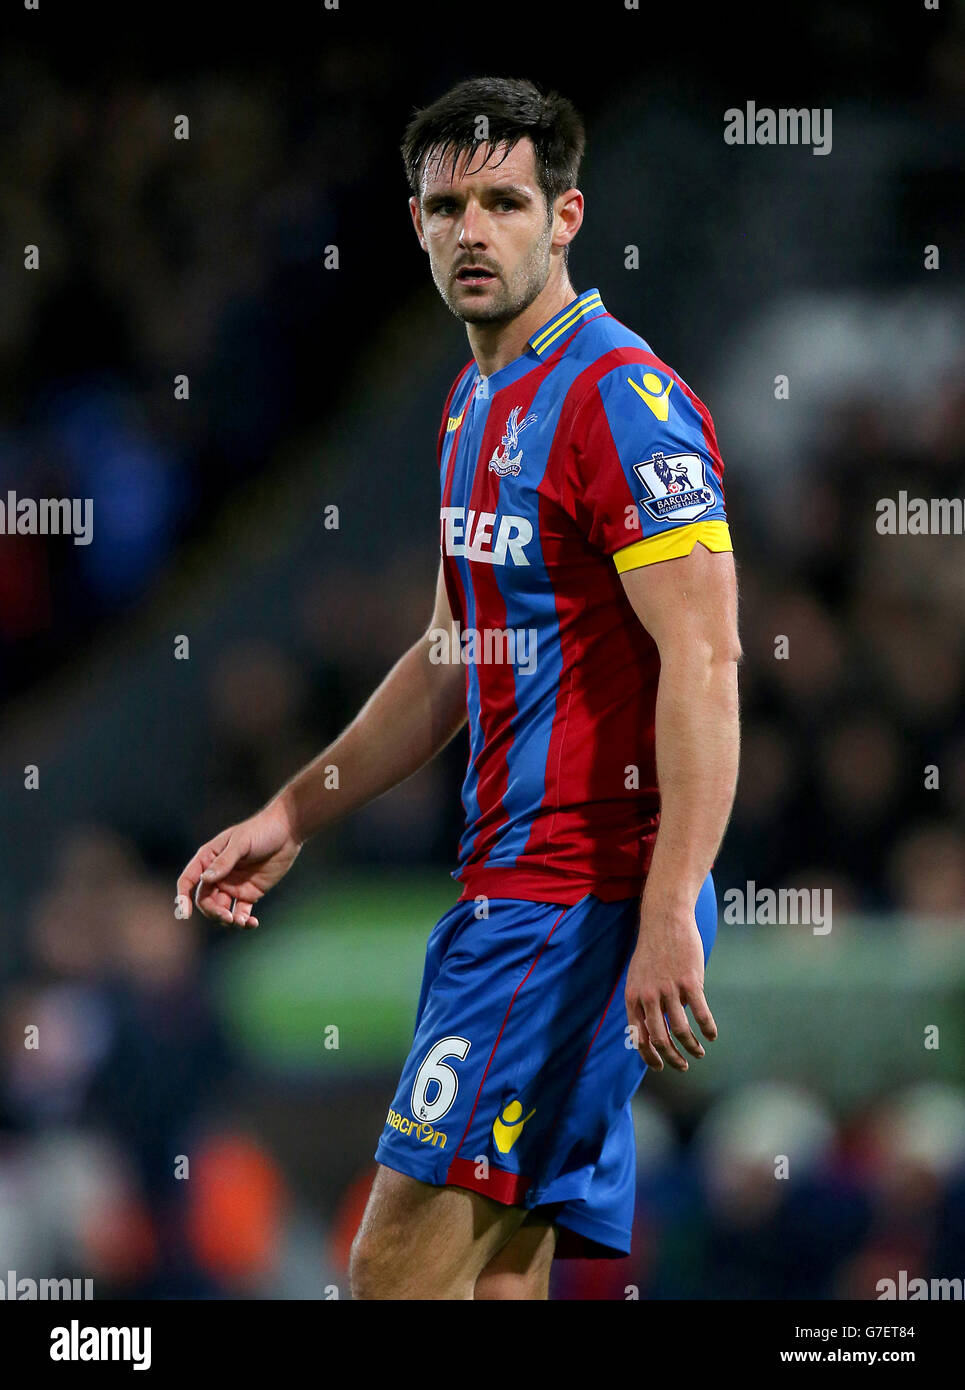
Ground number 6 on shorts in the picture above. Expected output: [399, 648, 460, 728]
[410, 1035, 471, 1124]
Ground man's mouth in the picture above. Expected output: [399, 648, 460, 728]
[455, 266, 498, 284]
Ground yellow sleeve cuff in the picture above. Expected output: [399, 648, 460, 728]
[612, 520, 732, 574]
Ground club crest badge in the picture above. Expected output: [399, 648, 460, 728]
[632, 451, 716, 522]
[488, 406, 538, 477]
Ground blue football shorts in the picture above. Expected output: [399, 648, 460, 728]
[374, 873, 718, 1257]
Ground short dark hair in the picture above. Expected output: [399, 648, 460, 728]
[401, 76, 585, 213]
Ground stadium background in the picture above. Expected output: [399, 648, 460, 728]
[1, 2, 964, 1299]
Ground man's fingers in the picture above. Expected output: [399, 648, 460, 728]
[626, 999, 664, 1070]
[201, 836, 243, 885]
[664, 999, 705, 1059]
[175, 861, 207, 918]
[223, 896, 259, 928]
[194, 885, 261, 929]
[636, 1024, 664, 1071]
[642, 997, 689, 1071]
[193, 885, 233, 924]
[683, 985, 718, 1043]
[176, 832, 232, 919]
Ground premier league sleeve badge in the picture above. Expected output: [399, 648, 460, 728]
[632, 451, 717, 523]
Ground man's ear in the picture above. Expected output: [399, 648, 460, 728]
[409, 195, 428, 252]
[553, 188, 584, 249]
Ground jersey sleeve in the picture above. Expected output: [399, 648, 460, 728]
[567, 360, 732, 573]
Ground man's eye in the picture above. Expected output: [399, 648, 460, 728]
[496, 199, 518, 211]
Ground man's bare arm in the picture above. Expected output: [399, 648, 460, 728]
[176, 562, 466, 925]
[619, 542, 741, 1072]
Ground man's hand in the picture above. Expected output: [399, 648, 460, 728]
[176, 797, 302, 928]
[624, 907, 717, 1072]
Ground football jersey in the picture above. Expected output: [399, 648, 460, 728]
[437, 288, 732, 905]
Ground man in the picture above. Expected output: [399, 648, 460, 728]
[177, 76, 740, 1300]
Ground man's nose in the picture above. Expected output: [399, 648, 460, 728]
[457, 203, 488, 247]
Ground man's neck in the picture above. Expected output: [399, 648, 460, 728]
[466, 276, 577, 379]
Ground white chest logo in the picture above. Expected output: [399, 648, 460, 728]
[440, 507, 533, 566]
[488, 406, 538, 477]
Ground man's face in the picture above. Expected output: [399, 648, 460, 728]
[411, 137, 556, 326]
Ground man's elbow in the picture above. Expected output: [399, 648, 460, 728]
[721, 633, 743, 667]
[662, 627, 741, 670]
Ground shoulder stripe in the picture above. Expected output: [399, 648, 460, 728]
[530, 292, 604, 355]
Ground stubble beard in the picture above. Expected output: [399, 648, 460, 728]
[433, 223, 554, 328]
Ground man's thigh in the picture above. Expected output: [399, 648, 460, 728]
[350, 1163, 530, 1299]
[474, 1211, 559, 1300]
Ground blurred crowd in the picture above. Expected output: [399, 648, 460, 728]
[0, 43, 401, 695]
[717, 371, 965, 915]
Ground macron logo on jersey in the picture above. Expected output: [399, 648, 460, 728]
[440, 506, 533, 566]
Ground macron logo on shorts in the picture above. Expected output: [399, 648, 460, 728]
[492, 1100, 536, 1154]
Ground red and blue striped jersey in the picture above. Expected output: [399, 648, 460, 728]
[438, 288, 732, 906]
